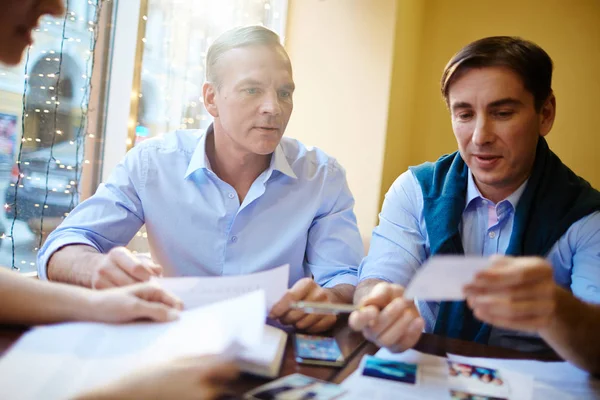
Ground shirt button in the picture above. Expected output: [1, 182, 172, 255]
[228, 193, 235, 199]
[231, 236, 238, 243]
[489, 231, 496, 239]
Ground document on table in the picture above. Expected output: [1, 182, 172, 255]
[404, 256, 491, 300]
[448, 353, 600, 399]
[155, 264, 290, 311]
[0, 290, 266, 400]
[341, 348, 537, 400]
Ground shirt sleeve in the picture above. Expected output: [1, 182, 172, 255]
[36, 145, 147, 279]
[304, 160, 364, 288]
[566, 211, 600, 304]
[358, 170, 429, 287]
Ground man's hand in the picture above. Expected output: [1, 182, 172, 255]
[349, 282, 424, 352]
[464, 256, 559, 333]
[269, 278, 347, 333]
[77, 355, 239, 400]
[88, 282, 183, 323]
[89, 247, 163, 289]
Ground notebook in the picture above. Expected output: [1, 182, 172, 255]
[237, 324, 288, 378]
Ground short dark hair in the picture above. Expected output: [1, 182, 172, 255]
[441, 36, 553, 111]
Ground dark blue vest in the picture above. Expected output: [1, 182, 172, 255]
[409, 137, 600, 344]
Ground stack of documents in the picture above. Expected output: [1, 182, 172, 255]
[0, 265, 292, 399]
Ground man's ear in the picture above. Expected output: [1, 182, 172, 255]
[203, 82, 218, 118]
[539, 93, 556, 137]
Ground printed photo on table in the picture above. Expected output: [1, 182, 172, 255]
[447, 361, 509, 398]
[361, 356, 418, 384]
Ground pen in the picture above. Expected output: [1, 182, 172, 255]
[290, 301, 359, 315]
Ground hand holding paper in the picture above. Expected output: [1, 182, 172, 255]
[464, 256, 558, 333]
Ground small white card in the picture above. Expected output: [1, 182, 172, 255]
[404, 256, 491, 301]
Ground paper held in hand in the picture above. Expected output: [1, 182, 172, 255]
[403, 256, 491, 301]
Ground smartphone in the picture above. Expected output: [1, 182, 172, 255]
[293, 333, 345, 367]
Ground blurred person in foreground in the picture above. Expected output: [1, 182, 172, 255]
[0, 1, 239, 398]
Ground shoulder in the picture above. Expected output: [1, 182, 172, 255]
[279, 137, 344, 179]
[385, 170, 423, 209]
[131, 129, 202, 157]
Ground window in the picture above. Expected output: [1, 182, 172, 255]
[0, 0, 112, 272]
[131, 0, 288, 145]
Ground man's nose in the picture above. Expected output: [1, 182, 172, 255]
[472, 116, 495, 146]
[259, 91, 282, 115]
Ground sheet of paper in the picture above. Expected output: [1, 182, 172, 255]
[341, 349, 535, 400]
[341, 349, 450, 399]
[404, 256, 491, 300]
[0, 290, 266, 400]
[448, 353, 600, 399]
[155, 264, 289, 311]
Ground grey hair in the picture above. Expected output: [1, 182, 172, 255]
[206, 25, 287, 88]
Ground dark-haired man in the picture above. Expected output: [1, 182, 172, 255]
[349, 36, 600, 375]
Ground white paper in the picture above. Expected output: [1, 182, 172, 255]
[341, 349, 449, 399]
[404, 256, 491, 300]
[155, 264, 289, 311]
[0, 290, 266, 400]
[341, 349, 537, 400]
[448, 353, 600, 399]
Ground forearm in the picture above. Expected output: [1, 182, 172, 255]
[0, 268, 98, 325]
[47, 244, 103, 287]
[539, 287, 600, 375]
[353, 278, 385, 304]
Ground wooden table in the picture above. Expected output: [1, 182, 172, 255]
[0, 324, 566, 396]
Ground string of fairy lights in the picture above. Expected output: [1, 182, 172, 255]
[5, 0, 107, 271]
[136, 0, 284, 140]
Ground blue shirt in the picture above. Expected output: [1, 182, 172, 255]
[38, 129, 364, 288]
[359, 170, 600, 336]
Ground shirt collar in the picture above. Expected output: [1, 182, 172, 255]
[184, 124, 297, 180]
[465, 170, 528, 210]
[184, 125, 212, 179]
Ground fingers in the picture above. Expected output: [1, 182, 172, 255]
[269, 278, 315, 319]
[470, 257, 552, 290]
[359, 282, 405, 308]
[132, 299, 180, 322]
[366, 297, 411, 337]
[109, 247, 163, 281]
[93, 264, 139, 289]
[92, 248, 164, 289]
[349, 282, 405, 332]
[129, 283, 184, 310]
[348, 305, 379, 331]
[377, 315, 424, 353]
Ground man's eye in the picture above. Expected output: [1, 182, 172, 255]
[279, 90, 291, 98]
[245, 88, 258, 94]
[494, 110, 515, 118]
[457, 112, 473, 121]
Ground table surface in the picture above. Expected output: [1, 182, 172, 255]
[0, 323, 564, 396]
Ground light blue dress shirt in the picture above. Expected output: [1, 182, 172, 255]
[359, 170, 600, 344]
[38, 129, 364, 288]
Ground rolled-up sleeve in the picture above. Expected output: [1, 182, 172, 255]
[37, 145, 147, 279]
[358, 171, 429, 286]
[305, 160, 363, 288]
